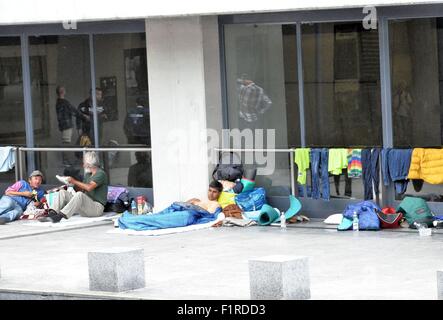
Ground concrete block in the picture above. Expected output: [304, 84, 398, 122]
[88, 247, 145, 292]
[437, 270, 443, 300]
[249, 255, 310, 300]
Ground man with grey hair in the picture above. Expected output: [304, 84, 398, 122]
[43, 151, 108, 223]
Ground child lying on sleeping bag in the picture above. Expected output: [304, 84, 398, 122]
[118, 180, 223, 231]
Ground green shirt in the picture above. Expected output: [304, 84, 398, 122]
[84, 169, 108, 206]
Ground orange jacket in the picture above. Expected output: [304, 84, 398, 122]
[408, 148, 443, 184]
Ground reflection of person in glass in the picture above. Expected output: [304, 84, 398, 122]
[55, 86, 90, 164]
[236, 75, 272, 130]
[76, 88, 108, 144]
[127, 152, 152, 188]
[123, 97, 151, 146]
[393, 80, 413, 145]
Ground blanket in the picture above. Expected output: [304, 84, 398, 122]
[108, 213, 225, 236]
[117, 201, 222, 231]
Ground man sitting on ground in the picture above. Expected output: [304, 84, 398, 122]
[0, 170, 45, 225]
[43, 151, 108, 223]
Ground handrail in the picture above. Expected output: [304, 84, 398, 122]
[17, 146, 152, 180]
[214, 148, 294, 153]
[19, 147, 152, 152]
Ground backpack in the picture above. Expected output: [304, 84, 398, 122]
[396, 196, 434, 228]
[105, 186, 130, 213]
[235, 187, 266, 212]
[212, 152, 243, 182]
[377, 206, 403, 229]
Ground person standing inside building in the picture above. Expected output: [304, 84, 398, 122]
[55, 86, 89, 164]
[123, 97, 151, 147]
[76, 88, 108, 145]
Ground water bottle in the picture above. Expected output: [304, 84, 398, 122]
[414, 221, 432, 236]
[131, 200, 137, 215]
[353, 211, 359, 231]
[280, 212, 287, 229]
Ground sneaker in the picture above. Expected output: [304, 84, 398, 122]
[0, 217, 7, 225]
[47, 209, 67, 223]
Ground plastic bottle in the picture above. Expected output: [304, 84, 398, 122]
[352, 211, 359, 231]
[131, 200, 137, 215]
[414, 221, 432, 236]
[280, 212, 287, 229]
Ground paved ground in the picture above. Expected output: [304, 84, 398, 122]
[0, 220, 442, 300]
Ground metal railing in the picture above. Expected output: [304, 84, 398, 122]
[214, 147, 296, 196]
[17, 147, 152, 180]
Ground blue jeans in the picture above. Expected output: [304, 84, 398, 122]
[361, 148, 381, 200]
[0, 195, 23, 222]
[310, 148, 329, 200]
[381, 148, 412, 195]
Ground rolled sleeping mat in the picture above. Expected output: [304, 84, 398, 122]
[274, 195, 302, 222]
[258, 204, 281, 226]
[243, 168, 257, 181]
[240, 178, 256, 193]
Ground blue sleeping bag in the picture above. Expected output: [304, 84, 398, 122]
[118, 201, 221, 231]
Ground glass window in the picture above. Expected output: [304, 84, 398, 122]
[390, 18, 443, 202]
[0, 37, 24, 184]
[390, 18, 443, 147]
[302, 22, 382, 147]
[224, 24, 300, 148]
[93, 33, 149, 147]
[224, 24, 300, 194]
[27, 35, 91, 184]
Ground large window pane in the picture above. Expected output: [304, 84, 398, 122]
[0, 37, 24, 183]
[29, 35, 91, 148]
[390, 18, 443, 147]
[390, 18, 443, 202]
[224, 24, 300, 194]
[94, 33, 149, 147]
[28, 35, 91, 183]
[302, 22, 382, 147]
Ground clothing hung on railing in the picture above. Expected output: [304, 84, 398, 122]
[408, 148, 443, 185]
[361, 148, 381, 201]
[0, 147, 16, 172]
[381, 148, 412, 195]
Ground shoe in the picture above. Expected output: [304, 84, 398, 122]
[47, 209, 67, 223]
[0, 217, 7, 225]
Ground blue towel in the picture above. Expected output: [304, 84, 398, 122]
[118, 201, 221, 231]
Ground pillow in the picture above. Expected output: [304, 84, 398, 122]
[324, 213, 343, 225]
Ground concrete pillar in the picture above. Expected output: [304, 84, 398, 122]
[437, 270, 443, 300]
[249, 255, 310, 300]
[88, 247, 145, 292]
[146, 16, 222, 210]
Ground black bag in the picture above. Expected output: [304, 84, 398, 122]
[212, 152, 243, 182]
[104, 188, 130, 213]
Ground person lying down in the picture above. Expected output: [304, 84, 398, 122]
[117, 180, 223, 231]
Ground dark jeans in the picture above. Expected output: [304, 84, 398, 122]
[381, 148, 412, 195]
[333, 169, 352, 197]
[361, 148, 381, 201]
[310, 148, 329, 200]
